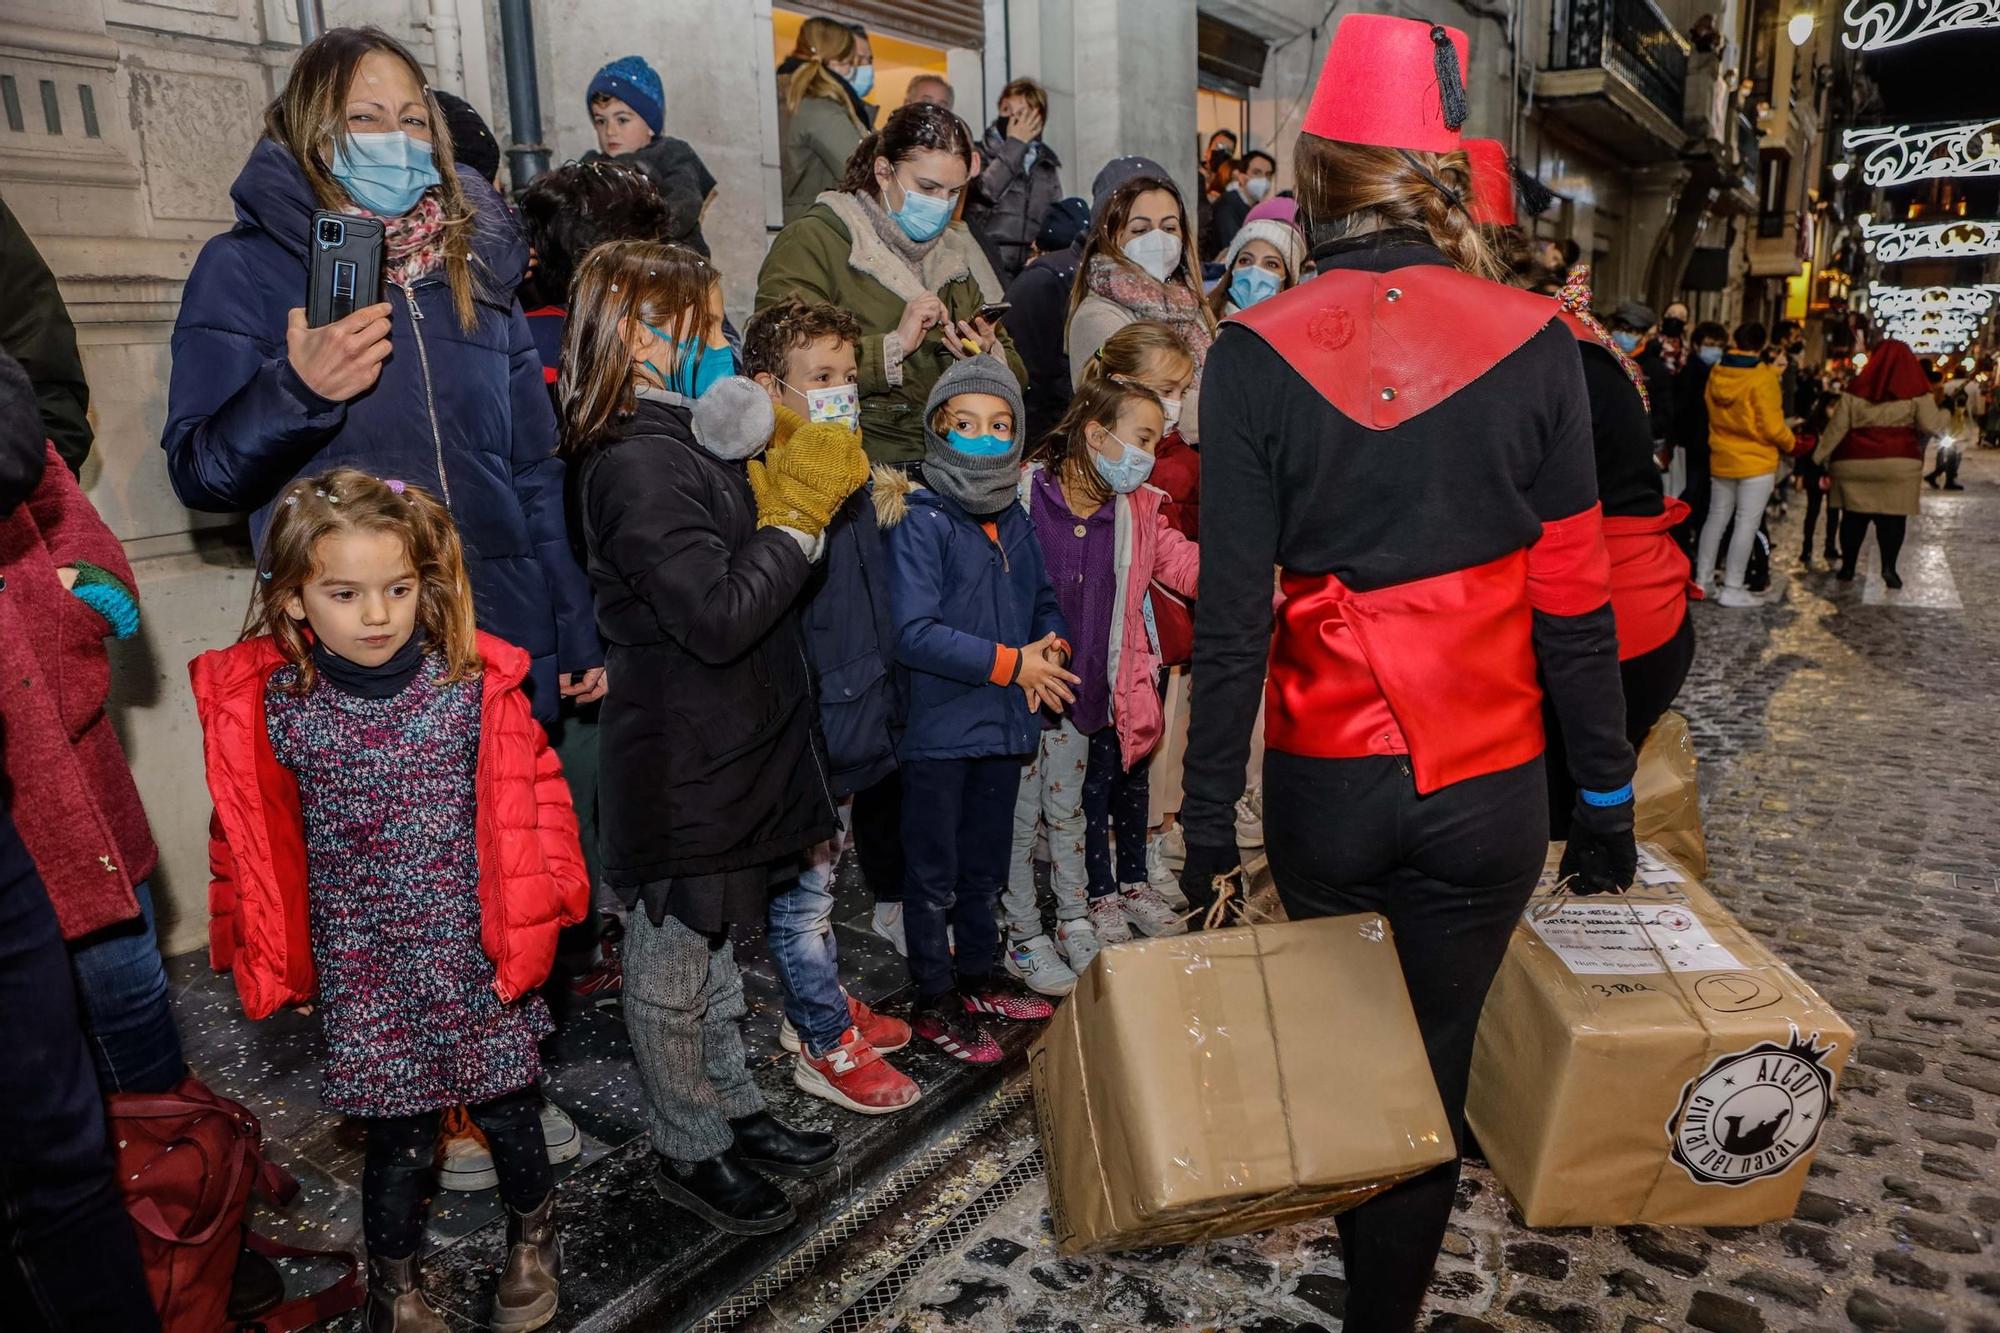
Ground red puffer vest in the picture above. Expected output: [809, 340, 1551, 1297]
[189, 631, 588, 1021]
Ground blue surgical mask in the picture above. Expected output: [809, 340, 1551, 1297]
[889, 176, 956, 244]
[1611, 330, 1642, 355]
[330, 131, 441, 217]
[1698, 344, 1724, 366]
[847, 64, 875, 99]
[1229, 266, 1282, 310]
[947, 429, 1013, 456]
[1092, 430, 1156, 493]
[643, 323, 736, 398]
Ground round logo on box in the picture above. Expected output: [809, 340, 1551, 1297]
[1666, 1028, 1837, 1186]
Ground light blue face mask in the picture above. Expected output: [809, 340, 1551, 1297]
[947, 429, 1013, 456]
[1611, 330, 1643, 355]
[1697, 344, 1724, 366]
[1229, 265, 1282, 310]
[847, 64, 875, 99]
[331, 131, 441, 217]
[643, 323, 737, 398]
[889, 176, 957, 244]
[1092, 429, 1156, 494]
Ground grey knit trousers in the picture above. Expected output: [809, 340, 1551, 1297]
[621, 911, 765, 1164]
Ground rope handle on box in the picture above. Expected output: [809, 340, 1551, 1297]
[1178, 866, 1278, 933]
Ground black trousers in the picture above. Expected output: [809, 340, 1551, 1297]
[1799, 469, 1838, 558]
[1264, 753, 1547, 1332]
[1838, 511, 1907, 579]
[362, 1086, 551, 1260]
[850, 768, 907, 904]
[0, 807, 159, 1330]
[1545, 611, 1696, 839]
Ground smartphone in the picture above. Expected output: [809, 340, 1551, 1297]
[976, 302, 1012, 322]
[307, 211, 385, 328]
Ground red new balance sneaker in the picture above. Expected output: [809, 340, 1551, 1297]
[793, 1026, 923, 1115]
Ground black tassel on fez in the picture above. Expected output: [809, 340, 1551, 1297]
[1512, 163, 1556, 218]
[1431, 25, 1469, 130]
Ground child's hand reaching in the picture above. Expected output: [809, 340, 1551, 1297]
[1017, 632, 1079, 713]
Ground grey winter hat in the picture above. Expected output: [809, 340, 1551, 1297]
[1091, 155, 1174, 224]
[1610, 300, 1658, 333]
[921, 356, 1027, 515]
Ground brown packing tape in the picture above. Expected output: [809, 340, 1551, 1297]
[1467, 844, 1853, 1227]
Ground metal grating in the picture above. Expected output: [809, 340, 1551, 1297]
[687, 1085, 1032, 1333]
[822, 1145, 1045, 1333]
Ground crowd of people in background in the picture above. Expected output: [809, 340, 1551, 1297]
[0, 12, 1981, 1333]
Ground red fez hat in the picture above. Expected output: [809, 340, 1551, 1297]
[1465, 137, 1515, 226]
[1300, 14, 1471, 154]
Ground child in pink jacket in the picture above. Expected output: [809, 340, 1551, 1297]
[1000, 377, 1200, 997]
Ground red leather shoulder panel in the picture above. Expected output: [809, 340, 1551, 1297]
[1228, 265, 1558, 430]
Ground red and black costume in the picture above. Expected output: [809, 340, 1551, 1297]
[1178, 15, 1637, 1329]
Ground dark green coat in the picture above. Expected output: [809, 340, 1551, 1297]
[755, 193, 1024, 466]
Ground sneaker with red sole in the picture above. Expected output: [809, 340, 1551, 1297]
[568, 925, 623, 1009]
[964, 980, 1055, 1023]
[779, 991, 913, 1055]
[793, 1026, 923, 1115]
[913, 992, 1004, 1065]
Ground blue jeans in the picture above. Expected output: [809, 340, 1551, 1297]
[68, 880, 186, 1095]
[767, 822, 850, 1057]
[1081, 728, 1151, 898]
[900, 756, 1021, 1002]
[0, 808, 159, 1329]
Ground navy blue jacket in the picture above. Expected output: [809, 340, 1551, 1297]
[799, 485, 903, 797]
[883, 482, 1065, 762]
[161, 139, 599, 716]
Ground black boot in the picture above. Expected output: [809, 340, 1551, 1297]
[653, 1149, 796, 1235]
[227, 1242, 285, 1322]
[1883, 568, 1904, 589]
[729, 1110, 840, 1178]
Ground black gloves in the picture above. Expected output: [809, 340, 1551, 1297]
[1559, 791, 1637, 895]
[1179, 842, 1242, 930]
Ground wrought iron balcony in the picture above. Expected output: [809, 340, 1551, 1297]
[1537, 0, 1693, 162]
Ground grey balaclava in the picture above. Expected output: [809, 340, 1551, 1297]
[921, 356, 1027, 515]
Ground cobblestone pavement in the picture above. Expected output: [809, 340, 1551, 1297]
[770, 454, 2000, 1333]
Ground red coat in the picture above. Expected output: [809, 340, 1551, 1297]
[190, 630, 589, 1021]
[1149, 430, 1200, 665]
[0, 443, 156, 939]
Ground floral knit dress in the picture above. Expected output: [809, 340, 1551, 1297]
[266, 662, 551, 1117]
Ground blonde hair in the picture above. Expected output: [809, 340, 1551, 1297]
[783, 17, 866, 130]
[245, 468, 481, 693]
[1079, 320, 1196, 392]
[1293, 134, 1500, 281]
[556, 240, 719, 455]
[266, 27, 481, 330]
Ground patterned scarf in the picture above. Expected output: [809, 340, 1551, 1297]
[1557, 263, 1648, 410]
[355, 191, 449, 289]
[1084, 256, 1215, 368]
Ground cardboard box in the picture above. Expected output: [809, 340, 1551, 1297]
[1467, 846, 1853, 1227]
[1031, 914, 1454, 1254]
[1634, 710, 1708, 879]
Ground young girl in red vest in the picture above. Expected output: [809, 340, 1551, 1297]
[191, 469, 587, 1332]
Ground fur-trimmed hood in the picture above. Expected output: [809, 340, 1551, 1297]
[870, 462, 917, 528]
[815, 191, 1006, 306]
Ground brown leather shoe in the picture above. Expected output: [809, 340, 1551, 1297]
[491, 1192, 560, 1332]
[363, 1254, 448, 1333]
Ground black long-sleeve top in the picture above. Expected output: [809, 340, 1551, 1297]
[1181, 239, 1636, 851]
[1579, 341, 1669, 520]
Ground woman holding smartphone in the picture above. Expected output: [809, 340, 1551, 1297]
[162, 26, 600, 720]
[756, 101, 1024, 468]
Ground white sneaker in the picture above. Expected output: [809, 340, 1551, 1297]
[1055, 916, 1102, 974]
[1146, 834, 1188, 911]
[439, 1102, 580, 1192]
[1088, 894, 1133, 947]
[1235, 786, 1265, 848]
[1120, 883, 1189, 938]
[871, 902, 908, 956]
[1716, 584, 1763, 608]
[1005, 933, 1079, 996]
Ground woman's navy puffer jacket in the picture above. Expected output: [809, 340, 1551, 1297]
[162, 139, 598, 716]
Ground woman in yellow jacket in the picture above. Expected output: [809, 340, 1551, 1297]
[1695, 321, 1794, 606]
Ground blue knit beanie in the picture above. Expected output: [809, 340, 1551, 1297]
[588, 56, 663, 137]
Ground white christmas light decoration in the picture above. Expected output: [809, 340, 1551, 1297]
[1844, 121, 2000, 188]
[1830, 161, 1851, 180]
[1863, 218, 2000, 262]
[1867, 283, 2000, 317]
[1789, 9, 1817, 42]
[1842, 0, 2000, 51]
